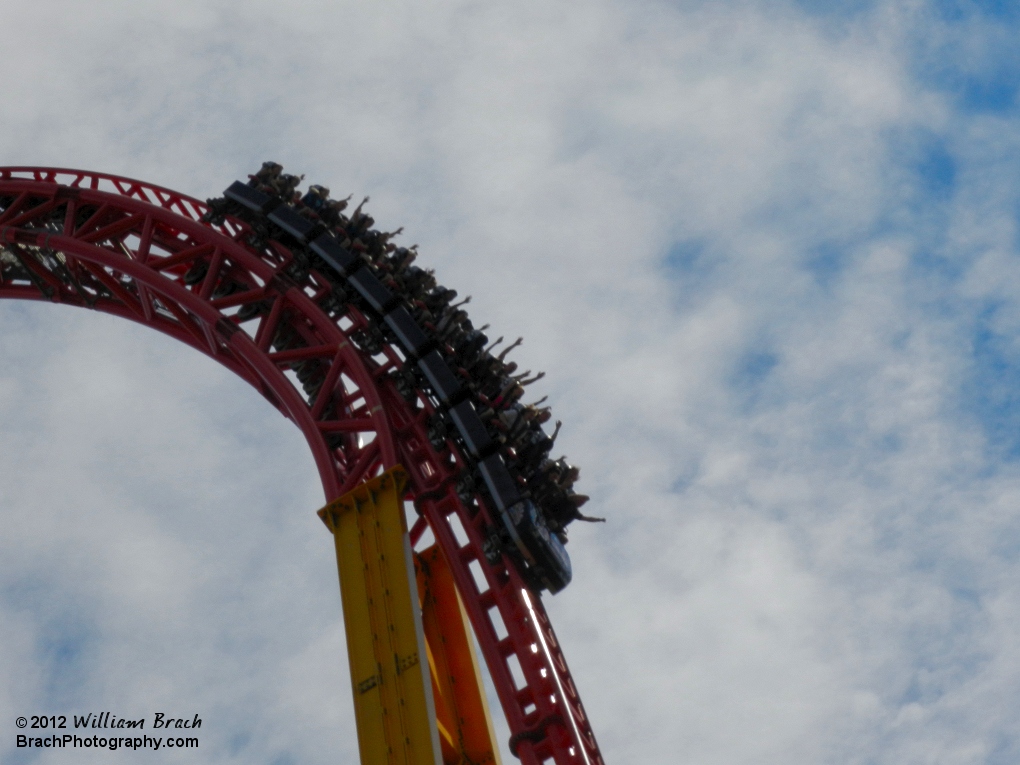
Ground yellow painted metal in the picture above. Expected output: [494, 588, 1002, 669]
[416, 545, 503, 765]
[319, 467, 442, 765]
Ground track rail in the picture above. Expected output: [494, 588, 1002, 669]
[0, 166, 604, 765]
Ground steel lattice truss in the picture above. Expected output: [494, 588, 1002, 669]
[0, 167, 604, 765]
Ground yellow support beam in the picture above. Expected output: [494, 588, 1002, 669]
[416, 545, 503, 765]
[319, 467, 442, 765]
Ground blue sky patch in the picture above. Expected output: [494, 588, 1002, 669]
[913, 137, 957, 202]
[987, 733, 1020, 765]
[729, 349, 780, 412]
[916, 4, 1020, 113]
[804, 240, 849, 288]
[733, 350, 779, 387]
[664, 239, 708, 275]
[36, 612, 96, 707]
[3, 576, 98, 708]
[933, 0, 1020, 23]
[961, 306, 1020, 458]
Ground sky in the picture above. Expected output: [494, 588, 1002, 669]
[3, 0, 1020, 763]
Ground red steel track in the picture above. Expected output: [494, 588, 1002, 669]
[0, 167, 604, 765]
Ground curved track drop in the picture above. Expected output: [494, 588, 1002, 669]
[0, 167, 605, 765]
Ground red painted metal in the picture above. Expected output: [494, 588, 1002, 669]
[0, 166, 605, 765]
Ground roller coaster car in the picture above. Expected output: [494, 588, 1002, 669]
[223, 176, 577, 595]
[502, 500, 572, 594]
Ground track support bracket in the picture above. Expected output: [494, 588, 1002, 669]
[319, 466, 443, 765]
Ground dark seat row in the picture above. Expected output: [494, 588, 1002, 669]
[223, 180, 571, 593]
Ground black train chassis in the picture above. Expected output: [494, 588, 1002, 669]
[223, 180, 573, 594]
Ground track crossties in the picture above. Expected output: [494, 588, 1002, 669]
[0, 166, 606, 765]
